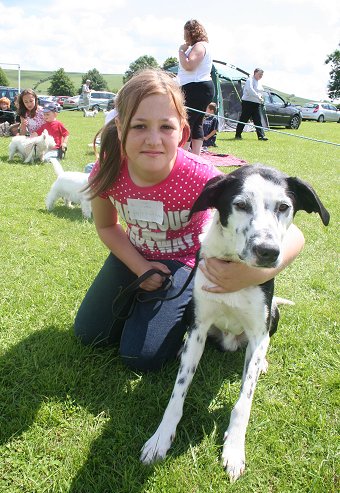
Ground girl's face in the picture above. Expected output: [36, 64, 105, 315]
[0, 102, 9, 110]
[22, 94, 36, 111]
[117, 94, 184, 186]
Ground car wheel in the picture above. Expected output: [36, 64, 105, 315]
[317, 115, 325, 122]
[287, 114, 301, 129]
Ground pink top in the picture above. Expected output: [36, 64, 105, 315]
[90, 148, 221, 267]
[25, 107, 45, 134]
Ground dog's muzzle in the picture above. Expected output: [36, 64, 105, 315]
[252, 242, 280, 267]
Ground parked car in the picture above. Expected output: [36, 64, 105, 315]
[62, 95, 81, 110]
[53, 96, 69, 107]
[78, 90, 116, 111]
[300, 102, 340, 122]
[0, 86, 19, 110]
[262, 91, 302, 129]
[38, 95, 61, 112]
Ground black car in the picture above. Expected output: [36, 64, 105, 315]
[262, 91, 302, 129]
[0, 86, 19, 110]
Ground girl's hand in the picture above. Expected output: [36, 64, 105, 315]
[139, 261, 171, 291]
[199, 256, 275, 293]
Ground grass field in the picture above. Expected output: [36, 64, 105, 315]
[0, 113, 339, 493]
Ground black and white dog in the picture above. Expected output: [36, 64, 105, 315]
[140, 164, 330, 481]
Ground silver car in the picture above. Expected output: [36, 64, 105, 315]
[301, 102, 340, 122]
[78, 91, 116, 111]
[63, 95, 81, 110]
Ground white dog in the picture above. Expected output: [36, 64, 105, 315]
[140, 164, 330, 482]
[83, 108, 98, 118]
[9, 129, 56, 163]
[46, 158, 92, 219]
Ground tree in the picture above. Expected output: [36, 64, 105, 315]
[0, 67, 10, 86]
[81, 69, 108, 93]
[123, 55, 159, 83]
[162, 57, 178, 71]
[325, 44, 340, 100]
[48, 68, 76, 96]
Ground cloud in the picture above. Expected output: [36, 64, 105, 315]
[0, 0, 339, 100]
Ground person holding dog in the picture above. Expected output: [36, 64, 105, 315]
[74, 68, 304, 372]
[18, 89, 45, 136]
[32, 103, 69, 160]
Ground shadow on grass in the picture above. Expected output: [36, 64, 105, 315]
[0, 326, 244, 492]
[39, 206, 93, 222]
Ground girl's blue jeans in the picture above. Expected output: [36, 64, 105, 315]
[74, 253, 194, 372]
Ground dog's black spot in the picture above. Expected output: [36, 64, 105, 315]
[177, 377, 186, 385]
[191, 365, 197, 374]
[171, 392, 175, 400]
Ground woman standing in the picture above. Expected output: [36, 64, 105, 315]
[177, 19, 214, 155]
[18, 89, 45, 136]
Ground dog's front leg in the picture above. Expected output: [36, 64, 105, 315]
[222, 332, 270, 482]
[140, 325, 208, 464]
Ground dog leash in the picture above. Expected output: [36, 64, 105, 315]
[111, 251, 200, 321]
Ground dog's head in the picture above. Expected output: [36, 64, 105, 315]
[189, 164, 330, 268]
[41, 129, 56, 149]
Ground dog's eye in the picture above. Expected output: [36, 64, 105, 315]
[234, 201, 248, 211]
[278, 203, 289, 212]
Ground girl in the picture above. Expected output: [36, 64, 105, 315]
[74, 69, 304, 372]
[18, 89, 44, 135]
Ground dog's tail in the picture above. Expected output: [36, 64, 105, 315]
[49, 157, 64, 177]
[274, 296, 295, 306]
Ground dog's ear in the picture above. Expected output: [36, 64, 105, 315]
[189, 174, 235, 218]
[287, 177, 330, 226]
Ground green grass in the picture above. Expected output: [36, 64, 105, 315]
[0, 115, 339, 493]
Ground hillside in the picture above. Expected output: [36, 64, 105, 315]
[3, 68, 313, 105]
[3, 69, 123, 95]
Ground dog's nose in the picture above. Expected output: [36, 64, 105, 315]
[253, 244, 280, 266]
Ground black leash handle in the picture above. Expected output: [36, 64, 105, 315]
[111, 251, 200, 321]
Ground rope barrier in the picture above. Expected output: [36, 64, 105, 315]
[185, 106, 340, 148]
[58, 103, 340, 147]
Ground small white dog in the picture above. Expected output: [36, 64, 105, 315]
[46, 158, 92, 219]
[83, 108, 98, 118]
[9, 129, 56, 163]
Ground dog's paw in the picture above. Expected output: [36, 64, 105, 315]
[222, 433, 246, 482]
[140, 429, 173, 465]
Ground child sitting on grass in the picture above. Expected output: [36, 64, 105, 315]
[0, 97, 16, 125]
[202, 102, 218, 148]
[32, 103, 69, 160]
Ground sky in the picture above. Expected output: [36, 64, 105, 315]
[1, 0, 339, 101]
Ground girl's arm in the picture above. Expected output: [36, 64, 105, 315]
[92, 196, 171, 290]
[19, 116, 28, 135]
[178, 42, 206, 72]
[200, 224, 305, 293]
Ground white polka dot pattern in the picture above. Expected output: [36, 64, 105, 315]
[91, 149, 221, 266]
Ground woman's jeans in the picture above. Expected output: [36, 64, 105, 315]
[74, 253, 195, 372]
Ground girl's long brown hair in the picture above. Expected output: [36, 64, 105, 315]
[88, 68, 189, 199]
[18, 89, 39, 118]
